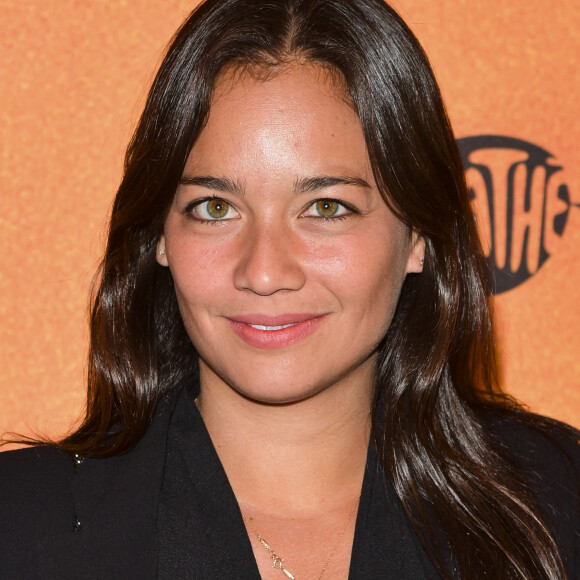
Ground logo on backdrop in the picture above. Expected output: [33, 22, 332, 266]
[457, 135, 578, 294]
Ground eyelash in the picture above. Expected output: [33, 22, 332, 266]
[183, 196, 239, 224]
[182, 196, 358, 223]
[300, 198, 357, 221]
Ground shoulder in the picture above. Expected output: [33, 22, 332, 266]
[483, 412, 580, 574]
[0, 387, 183, 577]
[0, 444, 77, 521]
[0, 446, 78, 574]
[484, 412, 580, 491]
[0, 444, 76, 503]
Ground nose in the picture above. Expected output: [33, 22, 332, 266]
[233, 222, 306, 296]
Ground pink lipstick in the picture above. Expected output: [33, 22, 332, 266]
[226, 313, 326, 349]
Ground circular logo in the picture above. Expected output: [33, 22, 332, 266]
[457, 135, 578, 294]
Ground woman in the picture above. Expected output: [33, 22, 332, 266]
[1, 0, 578, 578]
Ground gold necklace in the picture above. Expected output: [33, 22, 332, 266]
[242, 496, 360, 580]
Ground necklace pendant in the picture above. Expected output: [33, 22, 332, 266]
[243, 494, 359, 580]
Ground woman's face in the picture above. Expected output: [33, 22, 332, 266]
[158, 65, 423, 404]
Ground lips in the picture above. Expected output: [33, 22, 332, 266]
[226, 313, 326, 349]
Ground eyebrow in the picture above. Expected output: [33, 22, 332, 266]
[178, 174, 372, 196]
[293, 175, 371, 194]
[179, 175, 245, 196]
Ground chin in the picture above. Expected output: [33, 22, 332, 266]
[200, 356, 334, 406]
[237, 383, 323, 406]
[228, 371, 327, 406]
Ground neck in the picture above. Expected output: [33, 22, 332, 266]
[197, 364, 372, 514]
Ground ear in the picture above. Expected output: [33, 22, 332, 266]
[405, 231, 425, 274]
[156, 235, 169, 267]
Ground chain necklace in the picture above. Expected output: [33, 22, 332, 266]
[242, 496, 360, 580]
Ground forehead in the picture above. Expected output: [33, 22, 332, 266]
[187, 64, 372, 181]
[208, 63, 357, 128]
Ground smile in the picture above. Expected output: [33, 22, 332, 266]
[226, 314, 326, 349]
[248, 323, 298, 331]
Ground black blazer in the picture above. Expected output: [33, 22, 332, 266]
[0, 400, 170, 579]
[1, 384, 579, 579]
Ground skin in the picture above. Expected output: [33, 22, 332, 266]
[157, 64, 424, 579]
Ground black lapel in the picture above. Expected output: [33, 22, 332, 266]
[348, 443, 441, 580]
[157, 382, 261, 579]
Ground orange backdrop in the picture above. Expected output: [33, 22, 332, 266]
[1, 0, 579, 447]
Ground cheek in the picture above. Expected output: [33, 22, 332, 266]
[167, 237, 235, 305]
[305, 229, 407, 294]
[301, 241, 407, 351]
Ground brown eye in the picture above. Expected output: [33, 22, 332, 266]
[206, 199, 229, 218]
[191, 198, 239, 221]
[301, 199, 352, 220]
[315, 200, 339, 217]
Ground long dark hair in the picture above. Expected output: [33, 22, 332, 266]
[51, 0, 566, 577]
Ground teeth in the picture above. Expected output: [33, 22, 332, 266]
[248, 323, 298, 331]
